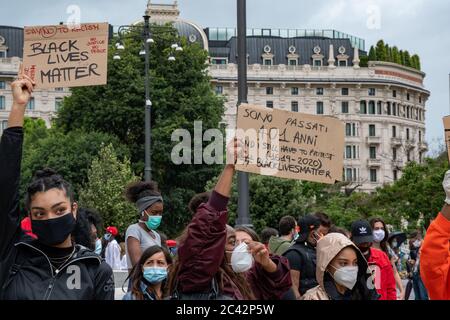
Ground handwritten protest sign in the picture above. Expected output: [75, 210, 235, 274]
[235, 104, 344, 184]
[23, 22, 109, 89]
[443, 116, 450, 163]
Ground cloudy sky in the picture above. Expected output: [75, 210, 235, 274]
[1, 0, 449, 153]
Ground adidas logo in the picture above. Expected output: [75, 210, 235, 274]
[359, 227, 367, 234]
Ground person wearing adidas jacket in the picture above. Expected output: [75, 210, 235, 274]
[0, 73, 114, 300]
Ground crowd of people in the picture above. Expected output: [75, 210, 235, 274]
[1, 70, 449, 300]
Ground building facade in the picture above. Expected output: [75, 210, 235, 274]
[1, 1, 431, 194]
[0, 25, 70, 135]
[145, 1, 430, 193]
[208, 49, 429, 193]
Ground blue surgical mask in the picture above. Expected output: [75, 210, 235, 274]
[143, 267, 168, 284]
[104, 233, 112, 241]
[143, 214, 162, 230]
[95, 238, 102, 255]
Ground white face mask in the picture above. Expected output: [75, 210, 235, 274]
[373, 229, 385, 243]
[413, 240, 422, 248]
[230, 242, 254, 273]
[330, 265, 359, 290]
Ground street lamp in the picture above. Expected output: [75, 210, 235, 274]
[114, 15, 181, 181]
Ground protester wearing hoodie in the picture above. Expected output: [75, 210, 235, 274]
[420, 170, 450, 300]
[351, 220, 396, 300]
[269, 216, 297, 256]
[301, 233, 380, 300]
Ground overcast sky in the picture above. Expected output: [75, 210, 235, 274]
[1, 0, 449, 153]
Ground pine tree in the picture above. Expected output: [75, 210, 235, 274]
[368, 46, 377, 61]
[404, 50, 411, 68]
[392, 46, 401, 64]
[411, 54, 421, 70]
[376, 40, 387, 61]
[399, 50, 405, 65]
[385, 44, 393, 62]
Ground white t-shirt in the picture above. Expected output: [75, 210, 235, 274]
[125, 223, 161, 269]
[105, 239, 122, 270]
[120, 255, 128, 270]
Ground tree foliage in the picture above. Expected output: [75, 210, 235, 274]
[367, 41, 421, 70]
[21, 127, 130, 201]
[55, 23, 225, 237]
[79, 144, 138, 234]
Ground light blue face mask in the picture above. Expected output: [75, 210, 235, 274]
[143, 267, 168, 284]
[142, 213, 162, 231]
[104, 233, 112, 241]
[95, 238, 102, 255]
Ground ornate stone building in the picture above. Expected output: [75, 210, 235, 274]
[143, 1, 430, 193]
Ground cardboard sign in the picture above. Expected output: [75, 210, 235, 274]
[443, 116, 450, 163]
[23, 22, 109, 89]
[235, 104, 345, 184]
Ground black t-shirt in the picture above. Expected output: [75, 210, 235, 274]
[284, 248, 304, 271]
[284, 242, 316, 271]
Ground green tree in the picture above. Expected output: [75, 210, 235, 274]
[392, 46, 401, 64]
[79, 144, 138, 234]
[23, 117, 49, 143]
[21, 129, 130, 200]
[359, 55, 369, 67]
[55, 24, 225, 237]
[374, 155, 447, 229]
[411, 54, 421, 70]
[368, 46, 377, 61]
[403, 50, 412, 68]
[385, 44, 393, 62]
[376, 40, 387, 61]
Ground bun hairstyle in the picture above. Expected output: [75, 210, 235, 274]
[125, 181, 161, 204]
[25, 168, 74, 210]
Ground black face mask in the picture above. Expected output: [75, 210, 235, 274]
[31, 212, 76, 246]
[358, 245, 371, 256]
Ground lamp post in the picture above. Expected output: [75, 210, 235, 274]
[235, 0, 252, 227]
[114, 15, 182, 181]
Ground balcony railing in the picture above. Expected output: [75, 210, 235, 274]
[418, 141, 428, 151]
[391, 137, 402, 146]
[366, 136, 381, 145]
[405, 139, 416, 148]
[367, 158, 382, 167]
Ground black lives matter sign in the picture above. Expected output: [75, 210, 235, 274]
[23, 22, 109, 89]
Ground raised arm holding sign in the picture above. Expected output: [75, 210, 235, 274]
[23, 22, 109, 89]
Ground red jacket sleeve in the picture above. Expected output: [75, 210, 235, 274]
[246, 255, 292, 300]
[177, 191, 228, 293]
[380, 253, 397, 300]
[370, 249, 397, 300]
[420, 213, 450, 300]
